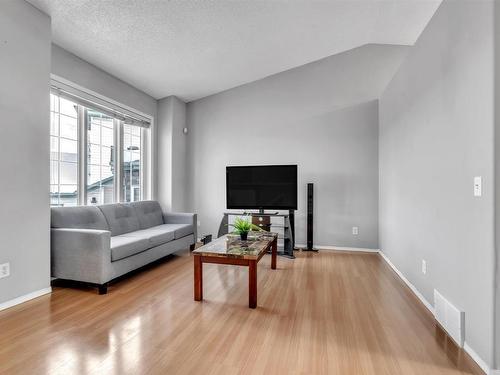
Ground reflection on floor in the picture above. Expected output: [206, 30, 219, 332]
[0, 249, 484, 374]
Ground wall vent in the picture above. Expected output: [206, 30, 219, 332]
[434, 289, 464, 347]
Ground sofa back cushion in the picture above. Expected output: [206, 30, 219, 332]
[130, 201, 164, 229]
[99, 203, 140, 236]
[51, 206, 109, 230]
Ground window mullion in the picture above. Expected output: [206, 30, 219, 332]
[114, 119, 123, 203]
[78, 106, 87, 205]
[140, 128, 146, 200]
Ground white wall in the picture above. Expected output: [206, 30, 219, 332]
[0, 1, 51, 304]
[185, 44, 409, 248]
[495, 0, 500, 369]
[379, 0, 495, 367]
[157, 96, 188, 212]
[51, 44, 157, 118]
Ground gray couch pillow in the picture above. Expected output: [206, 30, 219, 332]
[130, 201, 164, 229]
[51, 206, 109, 230]
[98, 203, 140, 236]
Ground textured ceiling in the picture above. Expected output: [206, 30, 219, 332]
[28, 0, 440, 102]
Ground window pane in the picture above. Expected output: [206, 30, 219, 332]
[123, 125, 142, 202]
[60, 162, 78, 185]
[101, 116, 113, 128]
[50, 161, 59, 185]
[60, 115, 78, 140]
[130, 126, 141, 137]
[88, 144, 100, 165]
[101, 126, 113, 147]
[131, 151, 140, 163]
[50, 136, 59, 160]
[86, 109, 115, 205]
[50, 113, 59, 136]
[50, 195, 60, 206]
[130, 136, 141, 149]
[60, 98, 77, 118]
[101, 165, 113, 180]
[50, 94, 79, 207]
[59, 185, 78, 207]
[50, 93, 59, 113]
[88, 165, 101, 185]
[101, 146, 112, 167]
[60, 138, 78, 162]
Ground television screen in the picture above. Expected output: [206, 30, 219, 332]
[226, 165, 297, 210]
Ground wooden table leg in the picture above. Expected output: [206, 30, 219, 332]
[249, 260, 257, 308]
[271, 238, 277, 270]
[194, 255, 203, 301]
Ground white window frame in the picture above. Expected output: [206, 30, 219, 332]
[50, 75, 154, 205]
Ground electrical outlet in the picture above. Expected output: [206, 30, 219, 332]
[0, 263, 10, 279]
[422, 260, 427, 275]
[352, 226, 359, 235]
[474, 176, 482, 197]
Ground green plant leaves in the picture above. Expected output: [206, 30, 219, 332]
[227, 215, 264, 234]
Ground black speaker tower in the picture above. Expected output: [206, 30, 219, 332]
[305, 183, 318, 251]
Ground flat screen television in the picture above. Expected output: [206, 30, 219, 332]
[226, 165, 298, 210]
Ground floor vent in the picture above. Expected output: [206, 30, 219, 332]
[434, 289, 464, 347]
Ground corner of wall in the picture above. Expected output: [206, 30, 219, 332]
[156, 96, 188, 212]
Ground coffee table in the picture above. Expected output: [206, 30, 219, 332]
[192, 231, 278, 308]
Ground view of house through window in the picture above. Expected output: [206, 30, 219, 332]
[123, 124, 142, 202]
[49, 92, 146, 206]
[50, 95, 79, 207]
[87, 110, 115, 205]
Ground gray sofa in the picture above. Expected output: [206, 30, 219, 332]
[50, 200, 197, 294]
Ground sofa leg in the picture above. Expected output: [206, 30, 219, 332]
[190, 243, 196, 251]
[98, 283, 108, 295]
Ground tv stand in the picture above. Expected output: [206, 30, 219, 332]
[217, 211, 296, 258]
[252, 209, 278, 215]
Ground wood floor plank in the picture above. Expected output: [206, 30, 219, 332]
[0, 249, 485, 375]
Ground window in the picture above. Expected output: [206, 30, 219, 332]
[50, 95, 79, 206]
[123, 124, 142, 202]
[49, 91, 149, 207]
[87, 110, 116, 205]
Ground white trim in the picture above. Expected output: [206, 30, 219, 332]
[49, 74, 154, 203]
[379, 250, 493, 374]
[463, 342, 491, 374]
[51, 74, 153, 123]
[295, 244, 379, 253]
[0, 287, 52, 312]
[378, 251, 435, 314]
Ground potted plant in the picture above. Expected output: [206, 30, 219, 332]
[229, 216, 263, 241]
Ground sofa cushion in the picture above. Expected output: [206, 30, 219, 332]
[169, 224, 194, 239]
[51, 206, 109, 230]
[148, 224, 193, 240]
[123, 224, 176, 248]
[130, 201, 164, 229]
[110, 235, 150, 262]
[99, 203, 140, 236]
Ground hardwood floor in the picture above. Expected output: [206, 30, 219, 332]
[0, 249, 484, 375]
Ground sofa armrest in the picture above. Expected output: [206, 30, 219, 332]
[51, 228, 111, 284]
[163, 212, 197, 241]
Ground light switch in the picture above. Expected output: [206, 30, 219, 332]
[474, 176, 482, 197]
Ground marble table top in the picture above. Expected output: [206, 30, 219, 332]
[193, 231, 278, 259]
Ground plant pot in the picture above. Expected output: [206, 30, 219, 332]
[240, 232, 248, 241]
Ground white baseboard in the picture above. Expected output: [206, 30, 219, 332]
[463, 342, 494, 375]
[378, 250, 435, 315]
[295, 244, 379, 253]
[0, 287, 52, 312]
[379, 251, 493, 375]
